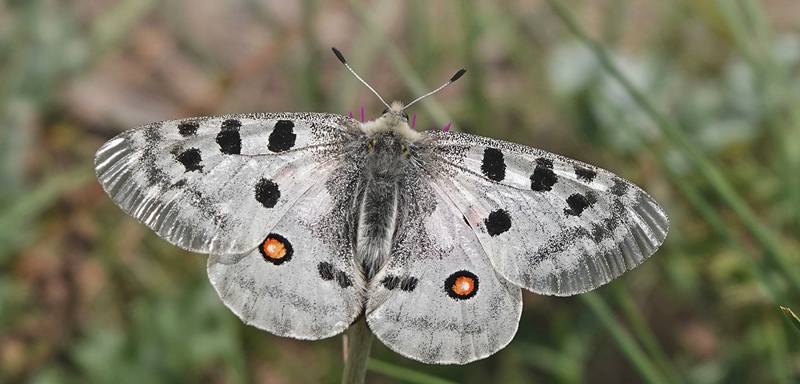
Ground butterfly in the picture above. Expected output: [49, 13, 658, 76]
[94, 47, 669, 365]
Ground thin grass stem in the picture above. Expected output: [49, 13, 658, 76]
[580, 292, 672, 384]
[545, 0, 800, 294]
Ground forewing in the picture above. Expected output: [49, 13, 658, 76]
[207, 159, 365, 339]
[421, 130, 669, 296]
[366, 174, 522, 365]
[95, 112, 355, 255]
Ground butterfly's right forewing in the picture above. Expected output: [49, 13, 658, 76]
[97, 112, 369, 340]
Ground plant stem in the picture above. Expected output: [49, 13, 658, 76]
[341, 319, 374, 384]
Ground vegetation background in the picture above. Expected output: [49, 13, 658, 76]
[2, 0, 800, 383]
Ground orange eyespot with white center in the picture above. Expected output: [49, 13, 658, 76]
[259, 233, 293, 265]
[264, 239, 285, 258]
[453, 276, 474, 295]
[444, 271, 479, 300]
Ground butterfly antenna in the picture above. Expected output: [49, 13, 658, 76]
[332, 47, 391, 110]
[403, 68, 466, 110]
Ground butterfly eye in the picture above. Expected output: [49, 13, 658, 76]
[401, 111, 409, 121]
[367, 139, 376, 150]
[381, 108, 390, 115]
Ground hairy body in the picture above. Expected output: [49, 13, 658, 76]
[352, 102, 419, 279]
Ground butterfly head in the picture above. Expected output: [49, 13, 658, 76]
[361, 101, 420, 141]
[381, 101, 410, 122]
[331, 47, 464, 141]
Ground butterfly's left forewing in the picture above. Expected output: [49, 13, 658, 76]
[421, 130, 669, 296]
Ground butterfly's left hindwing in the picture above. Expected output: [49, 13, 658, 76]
[95, 112, 355, 255]
[366, 173, 522, 365]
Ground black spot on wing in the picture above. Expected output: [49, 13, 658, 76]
[574, 165, 597, 183]
[564, 192, 598, 216]
[589, 198, 627, 244]
[178, 121, 199, 136]
[216, 119, 242, 155]
[268, 120, 297, 152]
[335, 271, 353, 288]
[143, 127, 170, 187]
[381, 275, 400, 290]
[176, 148, 203, 172]
[318, 261, 352, 288]
[318, 262, 335, 281]
[591, 222, 609, 243]
[529, 199, 626, 265]
[530, 226, 591, 265]
[530, 157, 558, 192]
[170, 179, 186, 189]
[381, 275, 418, 292]
[254, 178, 280, 208]
[481, 147, 506, 181]
[485, 209, 512, 236]
[400, 276, 419, 292]
[609, 178, 629, 196]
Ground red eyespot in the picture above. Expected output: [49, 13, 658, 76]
[259, 233, 293, 265]
[445, 271, 479, 300]
[452, 276, 474, 295]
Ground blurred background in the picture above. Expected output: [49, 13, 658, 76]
[2, 0, 800, 383]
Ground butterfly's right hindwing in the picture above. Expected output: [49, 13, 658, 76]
[95, 112, 355, 255]
[207, 158, 366, 339]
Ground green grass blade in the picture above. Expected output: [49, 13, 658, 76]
[612, 285, 683, 384]
[0, 164, 96, 260]
[581, 292, 673, 384]
[545, 0, 800, 294]
[367, 359, 459, 384]
[717, 0, 800, 227]
[780, 306, 800, 334]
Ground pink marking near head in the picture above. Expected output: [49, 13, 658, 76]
[411, 113, 417, 130]
[361, 106, 365, 123]
[349, 111, 353, 119]
[444, 122, 451, 132]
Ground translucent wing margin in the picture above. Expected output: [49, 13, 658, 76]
[95, 112, 356, 255]
[421, 130, 669, 296]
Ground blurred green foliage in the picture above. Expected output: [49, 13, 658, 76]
[2, 0, 800, 383]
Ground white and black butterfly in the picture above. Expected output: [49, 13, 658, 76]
[94, 47, 668, 364]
